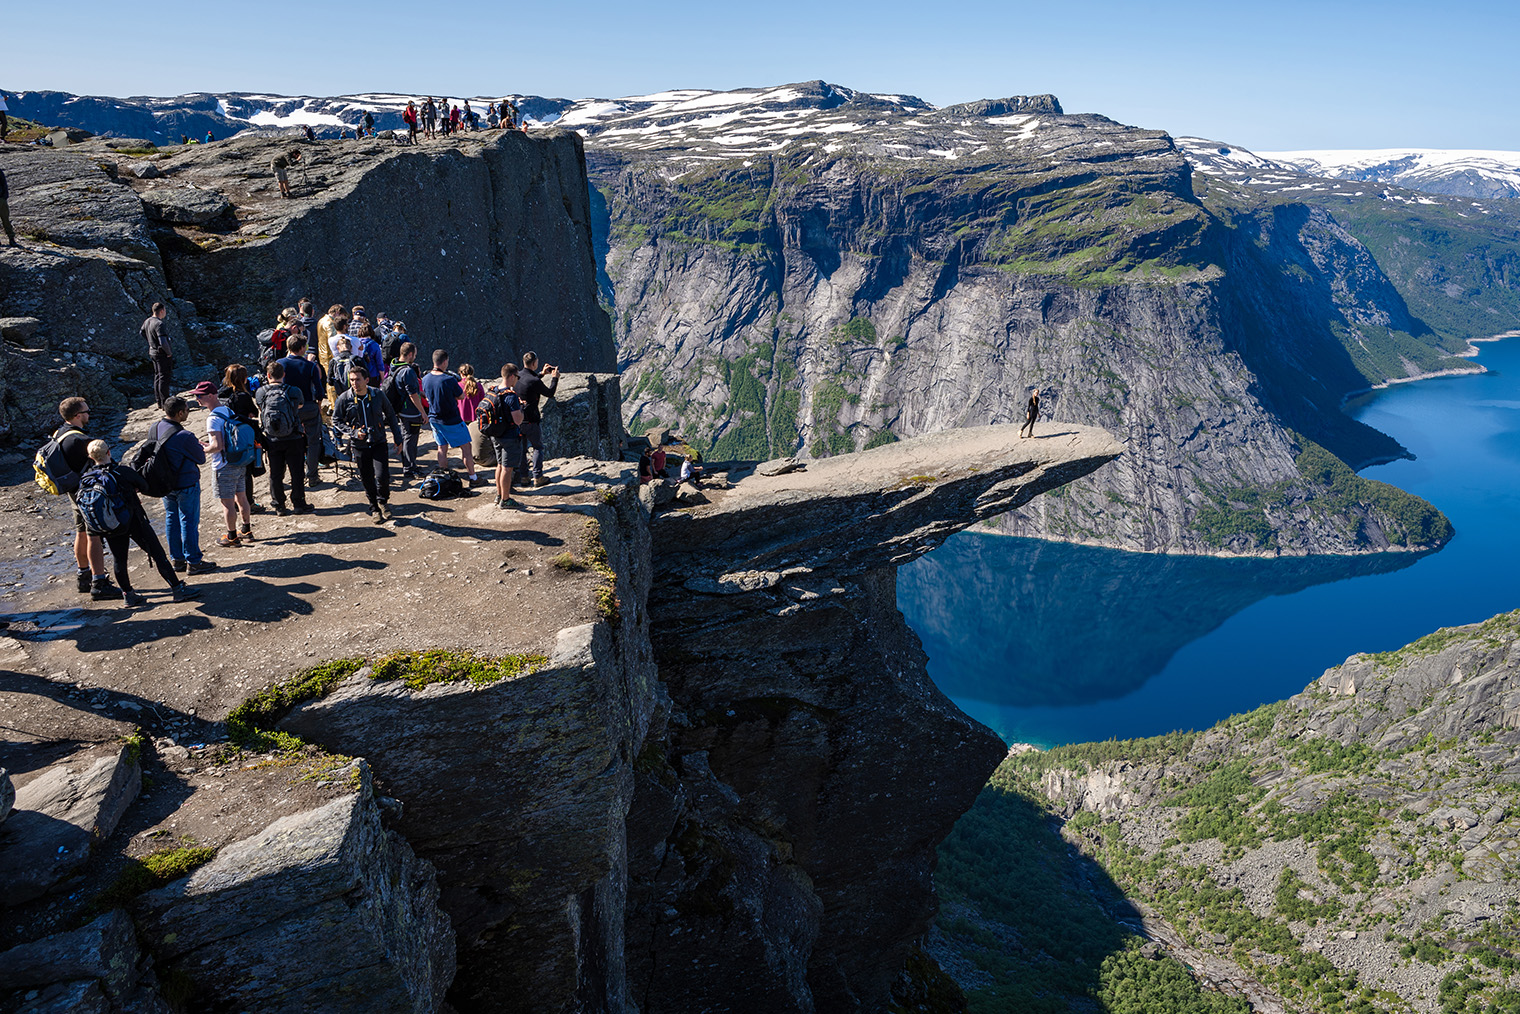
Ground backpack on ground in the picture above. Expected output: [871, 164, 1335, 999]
[127, 424, 183, 498]
[214, 406, 257, 468]
[260, 385, 302, 441]
[33, 425, 83, 496]
[476, 390, 518, 440]
[76, 467, 128, 535]
[417, 468, 464, 500]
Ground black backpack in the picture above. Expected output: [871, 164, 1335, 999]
[260, 385, 302, 441]
[381, 333, 404, 366]
[417, 468, 465, 500]
[383, 363, 412, 413]
[127, 423, 183, 498]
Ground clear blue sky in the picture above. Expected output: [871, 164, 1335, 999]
[8, 0, 1517, 150]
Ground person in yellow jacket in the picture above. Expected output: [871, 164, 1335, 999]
[317, 303, 345, 406]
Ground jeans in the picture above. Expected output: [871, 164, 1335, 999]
[520, 421, 544, 479]
[152, 352, 174, 408]
[301, 411, 322, 482]
[106, 510, 178, 593]
[162, 485, 203, 564]
[265, 438, 309, 509]
[397, 418, 422, 474]
[355, 442, 392, 505]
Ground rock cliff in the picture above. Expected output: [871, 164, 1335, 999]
[0, 419, 1119, 1014]
[576, 82, 1465, 556]
[0, 130, 614, 444]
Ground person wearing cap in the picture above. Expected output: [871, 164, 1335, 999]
[193, 381, 254, 547]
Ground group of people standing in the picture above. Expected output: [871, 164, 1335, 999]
[400, 97, 523, 144]
[40, 297, 569, 606]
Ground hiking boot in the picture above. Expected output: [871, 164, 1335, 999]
[293, 503, 316, 514]
[76, 568, 92, 593]
[218, 532, 241, 548]
[249, 501, 266, 514]
[498, 497, 514, 510]
[172, 558, 188, 573]
[271, 503, 289, 516]
[172, 583, 201, 602]
[90, 577, 123, 601]
[534, 477, 550, 488]
[239, 524, 256, 541]
[186, 560, 217, 575]
[123, 591, 146, 608]
[376, 502, 390, 523]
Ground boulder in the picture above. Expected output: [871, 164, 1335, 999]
[674, 482, 708, 506]
[0, 317, 43, 344]
[10, 979, 110, 1013]
[0, 743, 141, 905]
[0, 767, 12, 824]
[756, 457, 804, 477]
[0, 910, 140, 1001]
[45, 128, 93, 147]
[124, 161, 161, 180]
[132, 766, 454, 1014]
[138, 187, 231, 225]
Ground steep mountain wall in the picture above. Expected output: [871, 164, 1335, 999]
[587, 92, 1458, 555]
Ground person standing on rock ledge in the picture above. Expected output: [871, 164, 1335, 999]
[0, 166, 16, 246]
[271, 148, 302, 199]
[142, 302, 174, 409]
[1020, 390, 1040, 439]
[515, 352, 560, 488]
[333, 362, 404, 523]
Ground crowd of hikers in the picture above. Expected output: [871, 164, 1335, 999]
[33, 299, 562, 605]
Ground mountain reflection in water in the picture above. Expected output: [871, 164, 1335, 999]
[900, 535, 1420, 709]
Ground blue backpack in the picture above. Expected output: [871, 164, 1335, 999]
[214, 406, 257, 468]
[76, 467, 128, 535]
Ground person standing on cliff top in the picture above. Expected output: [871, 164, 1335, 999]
[1020, 390, 1040, 439]
[271, 148, 301, 199]
[0, 167, 14, 246]
[142, 302, 175, 409]
[514, 352, 560, 487]
[403, 101, 418, 144]
[0, 91, 9, 142]
[423, 98, 437, 139]
[333, 362, 404, 523]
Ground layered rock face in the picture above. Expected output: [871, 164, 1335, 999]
[0, 130, 614, 444]
[579, 82, 1465, 556]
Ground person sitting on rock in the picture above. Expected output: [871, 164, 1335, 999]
[272, 148, 302, 199]
[83, 439, 200, 607]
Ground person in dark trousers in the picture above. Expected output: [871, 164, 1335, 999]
[0, 91, 9, 142]
[489, 363, 527, 509]
[0, 166, 15, 246]
[514, 352, 560, 487]
[333, 363, 403, 523]
[142, 301, 174, 408]
[53, 397, 111, 594]
[82, 440, 199, 607]
[1020, 390, 1040, 438]
[278, 334, 324, 484]
[254, 361, 313, 515]
[390, 341, 426, 479]
[151, 397, 215, 575]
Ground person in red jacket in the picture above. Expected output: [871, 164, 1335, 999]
[403, 101, 418, 145]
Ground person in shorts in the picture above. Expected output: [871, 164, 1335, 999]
[271, 148, 302, 199]
[419, 349, 478, 483]
[490, 364, 527, 509]
[194, 381, 254, 547]
[54, 397, 110, 593]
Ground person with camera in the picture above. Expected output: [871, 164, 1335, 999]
[332, 362, 404, 523]
[514, 352, 560, 488]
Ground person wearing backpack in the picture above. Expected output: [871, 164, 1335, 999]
[194, 381, 256, 547]
[333, 362, 404, 523]
[485, 364, 527, 510]
[278, 335, 324, 485]
[386, 341, 427, 481]
[329, 336, 356, 398]
[148, 397, 215, 575]
[40, 397, 112, 595]
[82, 440, 200, 607]
[254, 361, 313, 515]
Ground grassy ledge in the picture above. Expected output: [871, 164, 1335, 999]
[92, 846, 218, 911]
[227, 650, 548, 751]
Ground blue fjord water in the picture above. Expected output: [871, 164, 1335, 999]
[898, 337, 1520, 749]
